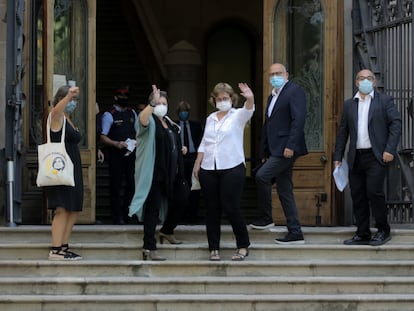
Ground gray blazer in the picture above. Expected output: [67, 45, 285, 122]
[333, 91, 402, 169]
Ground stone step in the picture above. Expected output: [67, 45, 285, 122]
[1, 294, 414, 311]
[1, 225, 414, 244]
[2, 242, 414, 261]
[1, 276, 414, 295]
[1, 259, 414, 277]
[2, 225, 414, 311]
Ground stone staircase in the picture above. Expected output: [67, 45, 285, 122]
[0, 225, 414, 311]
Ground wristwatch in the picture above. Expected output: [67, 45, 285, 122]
[149, 101, 157, 107]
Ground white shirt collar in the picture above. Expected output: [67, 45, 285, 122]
[212, 108, 235, 121]
[354, 90, 375, 101]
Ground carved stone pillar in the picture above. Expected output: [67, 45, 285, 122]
[165, 40, 202, 120]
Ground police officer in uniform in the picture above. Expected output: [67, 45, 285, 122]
[101, 86, 138, 224]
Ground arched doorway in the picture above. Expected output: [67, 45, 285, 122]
[205, 23, 257, 173]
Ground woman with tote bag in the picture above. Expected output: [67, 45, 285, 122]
[45, 85, 83, 261]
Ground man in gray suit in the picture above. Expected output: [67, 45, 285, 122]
[334, 69, 401, 246]
[250, 63, 308, 245]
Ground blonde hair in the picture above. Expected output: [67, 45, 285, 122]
[208, 82, 239, 107]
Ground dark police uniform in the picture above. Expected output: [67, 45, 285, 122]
[102, 106, 137, 224]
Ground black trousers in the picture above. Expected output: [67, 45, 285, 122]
[199, 163, 250, 251]
[108, 149, 135, 223]
[143, 182, 180, 250]
[349, 150, 390, 237]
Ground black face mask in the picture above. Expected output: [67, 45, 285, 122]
[117, 98, 128, 107]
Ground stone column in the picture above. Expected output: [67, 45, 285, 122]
[165, 40, 202, 121]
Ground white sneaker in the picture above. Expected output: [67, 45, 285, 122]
[249, 221, 275, 230]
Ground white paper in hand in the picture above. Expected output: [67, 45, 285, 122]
[124, 138, 137, 156]
[333, 159, 349, 192]
[191, 173, 201, 190]
[125, 138, 136, 152]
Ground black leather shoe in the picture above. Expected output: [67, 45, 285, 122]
[343, 235, 371, 245]
[369, 231, 391, 246]
[274, 232, 305, 245]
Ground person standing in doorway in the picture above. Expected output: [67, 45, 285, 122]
[176, 101, 203, 224]
[250, 63, 308, 245]
[101, 86, 138, 224]
[334, 69, 401, 246]
[96, 102, 105, 164]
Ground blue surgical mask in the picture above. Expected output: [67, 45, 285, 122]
[179, 111, 189, 121]
[65, 100, 77, 114]
[358, 79, 374, 94]
[270, 76, 285, 89]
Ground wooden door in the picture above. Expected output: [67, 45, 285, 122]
[263, 0, 344, 225]
[22, 0, 96, 224]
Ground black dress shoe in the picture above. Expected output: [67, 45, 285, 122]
[343, 235, 371, 245]
[274, 232, 305, 245]
[369, 231, 391, 246]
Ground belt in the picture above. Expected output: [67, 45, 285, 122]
[357, 148, 372, 154]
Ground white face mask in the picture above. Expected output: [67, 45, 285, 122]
[216, 100, 232, 112]
[153, 104, 168, 117]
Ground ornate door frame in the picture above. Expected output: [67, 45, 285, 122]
[22, 0, 96, 224]
[263, 0, 344, 225]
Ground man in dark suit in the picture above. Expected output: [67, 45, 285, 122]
[334, 69, 401, 246]
[176, 101, 203, 224]
[250, 63, 308, 245]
